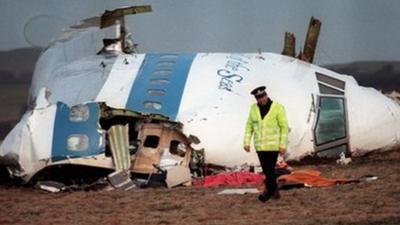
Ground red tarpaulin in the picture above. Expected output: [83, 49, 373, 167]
[193, 172, 264, 187]
[193, 170, 351, 188]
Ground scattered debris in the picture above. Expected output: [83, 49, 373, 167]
[35, 178, 110, 193]
[281, 17, 321, 63]
[278, 169, 354, 188]
[361, 175, 378, 182]
[189, 148, 205, 178]
[350, 175, 378, 183]
[107, 170, 135, 190]
[35, 181, 65, 193]
[386, 90, 400, 103]
[218, 188, 260, 195]
[26, 102, 201, 191]
[336, 152, 352, 165]
[165, 165, 191, 188]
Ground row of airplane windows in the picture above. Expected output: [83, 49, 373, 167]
[142, 55, 179, 110]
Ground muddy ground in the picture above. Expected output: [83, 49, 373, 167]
[0, 150, 399, 225]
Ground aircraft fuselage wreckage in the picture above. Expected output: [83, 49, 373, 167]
[1, 6, 399, 183]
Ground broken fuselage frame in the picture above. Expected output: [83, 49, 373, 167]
[3, 101, 196, 182]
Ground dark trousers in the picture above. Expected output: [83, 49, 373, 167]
[256, 151, 279, 197]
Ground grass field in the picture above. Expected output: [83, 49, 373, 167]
[0, 150, 399, 225]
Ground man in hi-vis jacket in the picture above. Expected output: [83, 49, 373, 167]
[243, 86, 289, 203]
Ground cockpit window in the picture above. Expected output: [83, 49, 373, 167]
[318, 83, 344, 95]
[316, 72, 345, 95]
[316, 72, 345, 90]
[314, 96, 346, 145]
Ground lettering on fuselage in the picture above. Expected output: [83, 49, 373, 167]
[217, 54, 251, 92]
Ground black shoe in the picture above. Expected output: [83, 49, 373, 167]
[258, 193, 270, 203]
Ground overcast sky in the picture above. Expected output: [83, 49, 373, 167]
[0, 0, 399, 65]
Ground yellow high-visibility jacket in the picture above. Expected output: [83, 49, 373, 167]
[243, 102, 289, 151]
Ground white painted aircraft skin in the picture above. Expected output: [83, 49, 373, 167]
[1, 18, 399, 181]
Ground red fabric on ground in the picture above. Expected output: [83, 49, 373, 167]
[193, 169, 351, 188]
[193, 172, 264, 187]
[277, 169, 350, 187]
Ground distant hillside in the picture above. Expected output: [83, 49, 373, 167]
[0, 48, 41, 140]
[0, 47, 41, 84]
[325, 61, 400, 92]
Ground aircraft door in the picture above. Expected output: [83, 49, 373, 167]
[313, 72, 349, 157]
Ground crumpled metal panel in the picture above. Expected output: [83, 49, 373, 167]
[51, 102, 104, 162]
[108, 124, 131, 171]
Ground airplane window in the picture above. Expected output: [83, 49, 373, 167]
[147, 89, 165, 96]
[170, 140, 180, 154]
[169, 140, 186, 157]
[314, 97, 346, 145]
[143, 101, 162, 110]
[143, 135, 160, 148]
[156, 61, 175, 68]
[67, 134, 89, 151]
[150, 79, 169, 85]
[160, 54, 179, 60]
[69, 104, 89, 122]
[153, 69, 172, 76]
[317, 144, 348, 158]
[315, 72, 345, 90]
[318, 83, 344, 95]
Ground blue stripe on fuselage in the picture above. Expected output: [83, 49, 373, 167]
[51, 102, 104, 162]
[125, 53, 196, 120]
